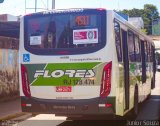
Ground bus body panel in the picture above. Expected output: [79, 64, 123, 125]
[113, 11, 154, 116]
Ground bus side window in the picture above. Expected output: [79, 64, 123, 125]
[114, 21, 122, 62]
[135, 35, 141, 62]
[128, 31, 136, 62]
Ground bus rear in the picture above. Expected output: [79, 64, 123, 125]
[19, 9, 115, 116]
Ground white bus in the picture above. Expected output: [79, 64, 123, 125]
[19, 8, 156, 118]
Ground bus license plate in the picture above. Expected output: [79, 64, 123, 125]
[56, 86, 72, 92]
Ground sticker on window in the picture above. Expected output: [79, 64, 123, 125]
[30, 36, 42, 45]
[73, 28, 98, 45]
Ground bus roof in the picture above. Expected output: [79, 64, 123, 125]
[24, 8, 107, 16]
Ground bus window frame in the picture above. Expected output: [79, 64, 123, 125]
[114, 19, 122, 62]
[148, 42, 152, 62]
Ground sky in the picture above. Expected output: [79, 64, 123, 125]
[0, 0, 160, 16]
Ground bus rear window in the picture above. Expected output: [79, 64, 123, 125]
[24, 9, 106, 55]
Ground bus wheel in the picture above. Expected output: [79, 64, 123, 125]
[133, 85, 139, 117]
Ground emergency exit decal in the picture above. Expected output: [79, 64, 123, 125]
[73, 28, 98, 44]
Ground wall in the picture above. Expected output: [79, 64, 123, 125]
[0, 36, 19, 102]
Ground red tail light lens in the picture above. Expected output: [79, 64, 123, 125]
[21, 64, 31, 97]
[100, 61, 112, 98]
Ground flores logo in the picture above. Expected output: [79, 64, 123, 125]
[34, 70, 95, 78]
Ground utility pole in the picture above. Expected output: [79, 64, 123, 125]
[25, 0, 55, 14]
[52, 0, 55, 9]
[35, 0, 37, 12]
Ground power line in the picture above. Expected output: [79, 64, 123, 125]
[41, 0, 48, 10]
[25, 0, 51, 13]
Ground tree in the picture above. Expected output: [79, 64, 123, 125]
[119, 8, 144, 18]
[141, 28, 147, 34]
[143, 4, 159, 34]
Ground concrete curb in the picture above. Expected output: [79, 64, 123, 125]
[0, 112, 27, 120]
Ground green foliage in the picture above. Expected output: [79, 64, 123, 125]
[143, 4, 159, 34]
[119, 4, 159, 35]
[141, 29, 147, 34]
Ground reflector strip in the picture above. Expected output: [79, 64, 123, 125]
[98, 103, 112, 107]
[98, 104, 105, 107]
[26, 104, 32, 107]
[21, 103, 32, 107]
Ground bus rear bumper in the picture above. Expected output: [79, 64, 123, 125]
[21, 96, 115, 116]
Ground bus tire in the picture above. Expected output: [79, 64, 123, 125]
[133, 85, 139, 117]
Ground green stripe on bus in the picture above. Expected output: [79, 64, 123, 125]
[29, 62, 101, 86]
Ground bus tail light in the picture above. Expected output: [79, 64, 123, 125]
[21, 64, 31, 97]
[100, 61, 112, 98]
